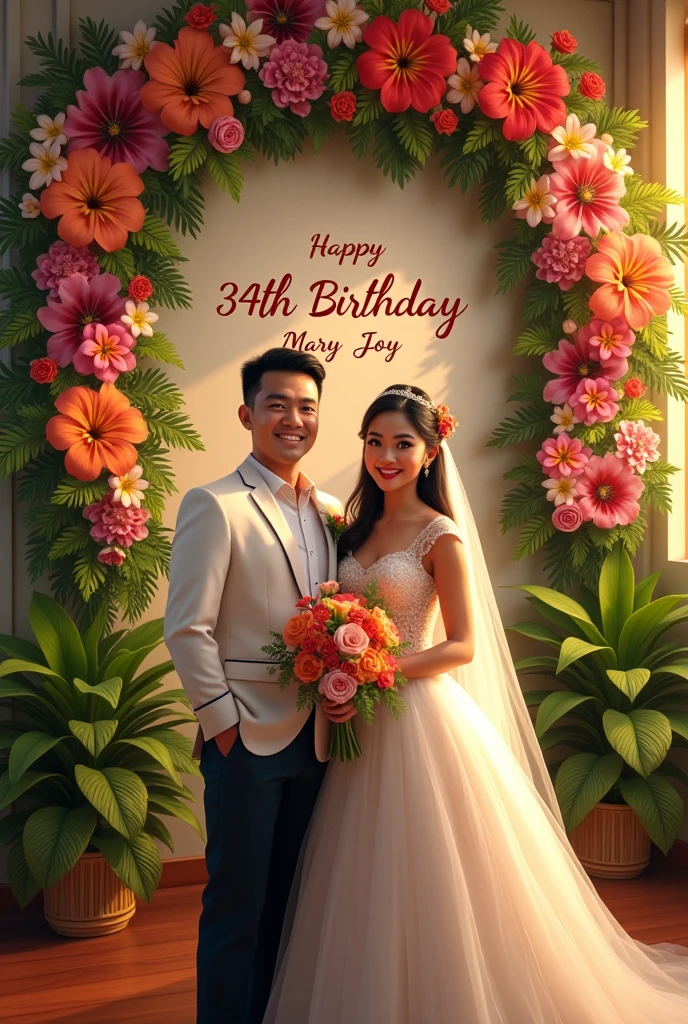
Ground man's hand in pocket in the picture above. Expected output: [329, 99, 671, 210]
[215, 724, 239, 757]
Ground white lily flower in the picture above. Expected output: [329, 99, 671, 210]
[542, 476, 579, 505]
[550, 403, 579, 435]
[603, 147, 633, 176]
[314, 0, 369, 49]
[108, 465, 149, 509]
[121, 300, 159, 339]
[512, 174, 557, 228]
[446, 58, 483, 113]
[18, 192, 41, 218]
[22, 140, 68, 190]
[219, 15, 275, 70]
[463, 25, 497, 62]
[112, 20, 157, 70]
[548, 114, 596, 162]
[30, 112, 67, 147]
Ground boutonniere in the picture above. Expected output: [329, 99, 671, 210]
[322, 508, 346, 543]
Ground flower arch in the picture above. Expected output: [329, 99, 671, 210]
[0, 1, 686, 625]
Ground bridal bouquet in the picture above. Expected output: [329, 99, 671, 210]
[262, 581, 408, 761]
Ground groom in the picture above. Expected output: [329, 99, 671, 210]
[164, 348, 345, 1024]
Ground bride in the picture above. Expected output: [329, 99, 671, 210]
[263, 384, 688, 1024]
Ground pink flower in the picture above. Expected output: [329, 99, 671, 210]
[246, 0, 325, 44]
[319, 581, 340, 597]
[571, 376, 620, 425]
[542, 336, 627, 405]
[575, 453, 644, 529]
[73, 322, 137, 383]
[83, 491, 151, 548]
[64, 67, 169, 174]
[537, 433, 592, 479]
[98, 546, 126, 566]
[548, 138, 630, 239]
[32, 242, 100, 300]
[576, 317, 635, 364]
[208, 115, 245, 152]
[614, 420, 660, 474]
[37, 272, 126, 368]
[552, 503, 583, 532]
[334, 621, 370, 656]
[318, 669, 358, 704]
[531, 234, 591, 291]
[258, 40, 328, 117]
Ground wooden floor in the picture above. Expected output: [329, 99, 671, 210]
[1, 865, 687, 1024]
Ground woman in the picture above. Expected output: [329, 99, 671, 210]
[263, 384, 688, 1024]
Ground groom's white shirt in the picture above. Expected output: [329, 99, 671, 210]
[163, 454, 341, 762]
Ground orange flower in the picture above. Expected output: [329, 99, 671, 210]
[40, 148, 145, 252]
[282, 610, 314, 647]
[585, 231, 675, 330]
[294, 651, 324, 684]
[45, 383, 148, 482]
[140, 26, 245, 136]
[357, 647, 387, 683]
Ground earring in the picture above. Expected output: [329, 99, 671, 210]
[424, 464, 430, 478]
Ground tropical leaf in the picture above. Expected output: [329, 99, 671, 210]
[555, 752, 624, 832]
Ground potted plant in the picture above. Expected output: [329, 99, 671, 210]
[508, 541, 688, 878]
[0, 591, 203, 936]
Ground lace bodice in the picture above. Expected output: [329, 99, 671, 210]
[338, 516, 462, 655]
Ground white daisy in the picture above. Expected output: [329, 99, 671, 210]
[108, 465, 149, 509]
[541, 476, 579, 506]
[548, 114, 596, 161]
[512, 174, 557, 228]
[550, 403, 579, 435]
[314, 0, 369, 49]
[18, 192, 41, 218]
[463, 25, 497, 62]
[22, 140, 68, 190]
[30, 112, 67, 148]
[446, 57, 483, 113]
[112, 21, 157, 71]
[218, 15, 275, 70]
[603, 147, 633, 177]
[121, 300, 159, 339]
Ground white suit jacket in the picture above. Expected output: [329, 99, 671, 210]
[163, 456, 342, 762]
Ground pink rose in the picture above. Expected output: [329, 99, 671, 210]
[552, 504, 583, 532]
[208, 116, 245, 154]
[333, 622, 370, 656]
[319, 580, 339, 597]
[319, 670, 358, 705]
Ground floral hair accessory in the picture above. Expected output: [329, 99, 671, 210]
[379, 387, 458, 440]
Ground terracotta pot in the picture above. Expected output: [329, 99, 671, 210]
[43, 852, 136, 937]
[570, 801, 651, 879]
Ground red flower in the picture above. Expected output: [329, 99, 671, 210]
[430, 109, 458, 135]
[357, 11, 457, 114]
[579, 72, 606, 100]
[551, 30, 577, 54]
[184, 3, 218, 28]
[476, 38, 570, 142]
[425, 0, 452, 12]
[313, 603, 332, 624]
[128, 275, 153, 301]
[377, 671, 395, 689]
[624, 378, 646, 398]
[329, 91, 357, 122]
[341, 661, 359, 677]
[332, 592, 356, 602]
[295, 595, 313, 608]
[324, 654, 340, 670]
[30, 357, 59, 384]
[301, 636, 318, 652]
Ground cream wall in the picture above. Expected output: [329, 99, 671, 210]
[1, 0, 686, 877]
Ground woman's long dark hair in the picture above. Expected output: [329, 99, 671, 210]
[339, 385, 454, 556]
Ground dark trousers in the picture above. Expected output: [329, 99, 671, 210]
[197, 712, 326, 1024]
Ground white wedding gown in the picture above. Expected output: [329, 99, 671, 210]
[263, 516, 688, 1024]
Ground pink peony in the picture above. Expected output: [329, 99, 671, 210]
[571, 376, 620, 425]
[73, 322, 137, 383]
[259, 40, 328, 117]
[318, 669, 358, 704]
[246, 0, 325, 44]
[537, 433, 592, 479]
[32, 242, 100, 299]
[576, 317, 635, 364]
[531, 234, 591, 291]
[548, 138, 630, 240]
[575, 453, 644, 529]
[83, 491, 151, 548]
[542, 335, 627, 405]
[614, 419, 660, 474]
[552, 503, 583, 532]
[208, 115, 245, 152]
[98, 546, 126, 566]
[64, 67, 169, 174]
[334, 621, 370, 656]
[37, 272, 127, 368]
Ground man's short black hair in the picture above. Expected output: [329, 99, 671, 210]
[240, 348, 326, 408]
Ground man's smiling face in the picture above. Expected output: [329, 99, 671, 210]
[239, 370, 320, 473]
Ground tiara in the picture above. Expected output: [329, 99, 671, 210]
[379, 387, 458, 440]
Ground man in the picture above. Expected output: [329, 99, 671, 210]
[164, 348, 345, 1024]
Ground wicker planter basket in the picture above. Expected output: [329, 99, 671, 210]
[43, 852, 136, 937]
[570, 801, 651, 880]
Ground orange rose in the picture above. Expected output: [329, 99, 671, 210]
[369, 605, 399, 645]
[294, 651, 324, 684]
[282, 611, 314, 647]
[357, 647, 387, 683]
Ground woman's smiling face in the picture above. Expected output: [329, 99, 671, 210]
[363, 410, 431, 493]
